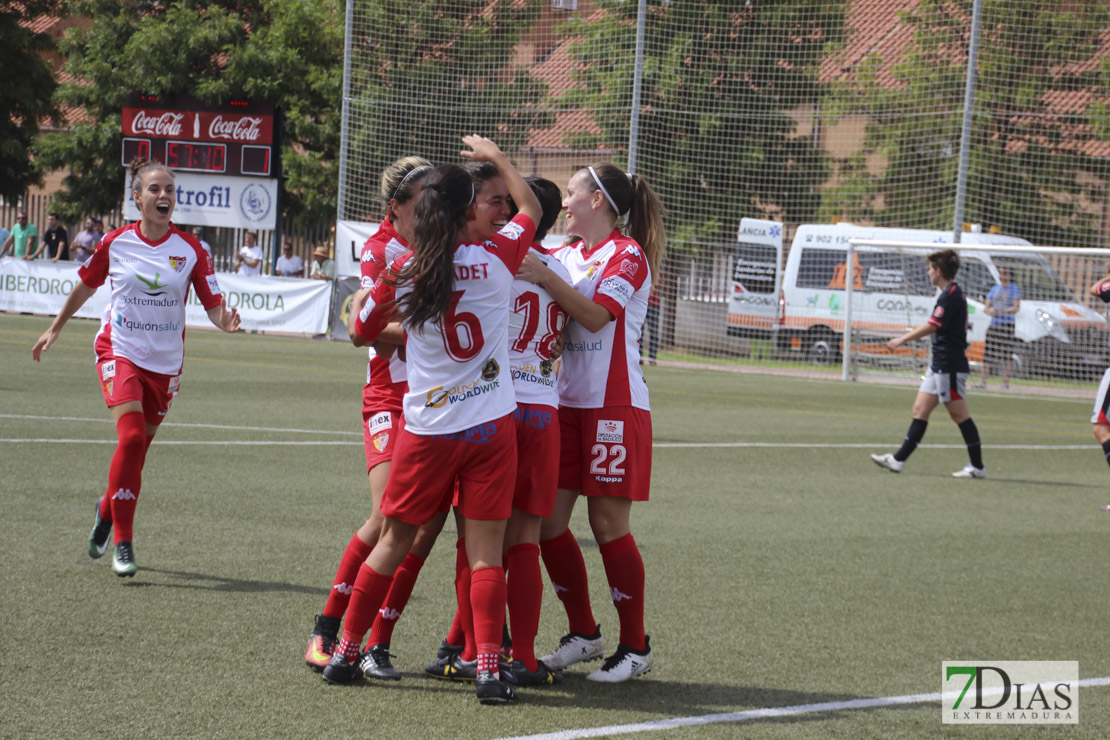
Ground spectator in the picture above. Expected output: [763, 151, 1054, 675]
[73, 217, 98, 263]
[309, 246, 335, 281]
[92, 218, 105, 247]
[190, 226, 214, 263]
[275, 243, 305, 277]
[0, 224, 8, 254]
[976, 266, 1021, 390]
[32, 212, 69, 262]
[234, 231, 263, 276]
[0, 211, 38, 259]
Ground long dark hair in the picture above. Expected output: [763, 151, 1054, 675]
[394, 164, 474, 328]
[585, 162, 666, 277]
[525, 176, 562, 242]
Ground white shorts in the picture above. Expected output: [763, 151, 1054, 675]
[919, 368, 967, 404]
[1091, 368, 1110, 425]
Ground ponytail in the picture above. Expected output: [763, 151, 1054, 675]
[394, 164, 474, 328]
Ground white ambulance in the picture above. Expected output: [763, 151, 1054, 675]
[727, 220, 1110, 375]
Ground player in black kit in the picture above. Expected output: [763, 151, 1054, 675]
[870, 249, 986, 478]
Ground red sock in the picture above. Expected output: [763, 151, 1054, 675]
[456, 550, 475, 661]
[367, 551, 425, 646]
[540, 528, 596, 635]
[471, 566, 506, 675]
[444, 538, 467, 646]
[322, 532, 373, 619]
[339, 563, 394, 648]
[506, 543, 541, 670]
[599, 533, 646, 651]
[107, 411, 147, 544]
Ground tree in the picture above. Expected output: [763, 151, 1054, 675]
[555, 0, 843, 251]
[0, 0, 62, 202]
[341, 0, 551, 221]
[821, 0, 1110, 247]
[36, 0, 343, 227]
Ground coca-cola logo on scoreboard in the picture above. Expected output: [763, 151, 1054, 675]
[122, 108, 274, 145]
[129, 110, 185, 137]
[207, 115, 264, 142]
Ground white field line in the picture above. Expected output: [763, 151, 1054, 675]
[494, 677, 1110, 740]
[0, 413, 1096, 449]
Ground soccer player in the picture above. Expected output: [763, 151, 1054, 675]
[322, 136, 540, 706]
[870, 248, 986, 478]
[31, 158, 240, 576]
[1086, 264, 1110, 511]
[304, 157, 449, 680]
[516, 162, 665, 682]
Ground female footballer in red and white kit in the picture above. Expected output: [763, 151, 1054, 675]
[305, 158, 450, 680]
[322, 136, 540, 706]
[517, 162, 665, 682]
[31, 158, 240, 577]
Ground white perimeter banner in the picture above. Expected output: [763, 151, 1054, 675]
[0, 257, 331, 335]
[123, 172, 278, 229]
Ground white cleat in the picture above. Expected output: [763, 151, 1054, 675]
[952, 463, 986, 479]
[586, 637, 654, 683]
[540, 626, 606, 670]
[870, 453, 903, 473]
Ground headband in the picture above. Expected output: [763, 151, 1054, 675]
[588, 165, 622, 216]
[391, 165, 432, 202]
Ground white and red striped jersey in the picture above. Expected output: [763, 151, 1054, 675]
[551, 230, 651, 410]
[360, 218, 408, 412]
[79, 223, 223, 376]
[355, 214, 536, 435]
[508, 246, 570, 408]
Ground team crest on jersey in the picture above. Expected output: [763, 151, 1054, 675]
[373, 432, 390, 452]
[169, 255, 187, 273]
[586, 260, 604, 279]
[597, 419, 625, 444]
[481, 358, 500, 381]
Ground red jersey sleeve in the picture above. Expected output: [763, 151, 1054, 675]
[354, 256, 404, 342]
[360, 236, 387, 288]
[593, 240, 649, 318]
[487, 213, 536, 275]
[77, 232, 115, 289]
[184, 231, 223, 310]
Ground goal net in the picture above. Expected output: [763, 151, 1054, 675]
[838, 238, 1110, 394]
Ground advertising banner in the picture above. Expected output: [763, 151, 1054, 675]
[1, 258, 330, 335]
[335, 219, 380, 278]
[122, 173, 278, 229]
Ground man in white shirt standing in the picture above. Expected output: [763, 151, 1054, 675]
[234, 231, 263, 276]
[190, 226, 214, 263]
[275, 243, 304, 277]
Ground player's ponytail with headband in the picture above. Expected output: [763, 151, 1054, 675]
[585, 162, 665, 277]
[395, 164, 475, 328]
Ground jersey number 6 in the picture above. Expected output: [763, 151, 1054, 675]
[442, 290, 485, 362]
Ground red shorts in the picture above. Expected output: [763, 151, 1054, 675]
[558, 406, 652, 501]
[512, 404, 560, 517]
[96, 357, 178, 426]
[382, 412, 517, 525]
[363, 407, 403, 473]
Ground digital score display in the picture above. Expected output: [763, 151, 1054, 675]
[120, 94, 276, 178]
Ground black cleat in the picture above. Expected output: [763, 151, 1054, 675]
[424, 655, 477, 682]
[88, 498, 112, 559]
[434, 638, 464, 666]
[507, 659, 562, 686]
[305, 614, 341, 671]
[476, 670, 516, 705]
[360, 643, 401, 681]
[322, 651, 363, 685]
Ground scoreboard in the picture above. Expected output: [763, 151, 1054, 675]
[121, 94, 277, 178]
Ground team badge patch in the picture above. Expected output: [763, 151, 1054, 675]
[373, 433, 390, 452]
[596, 419, 625, 444]
[618, 259, 639, 279]
[586, 261, 604, 279]
[169, 255, 187, 273]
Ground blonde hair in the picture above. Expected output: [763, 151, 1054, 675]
[380, 156, 434, 206]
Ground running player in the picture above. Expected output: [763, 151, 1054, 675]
[1086, 263, 1110, 511]
[516, 162, 665, 682]
[322, 136, 540, 706]
[870, 248, 986, 478]
[31, 158, 240, 577]
[305, 158, 451, 680]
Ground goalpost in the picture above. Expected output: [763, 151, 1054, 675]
[841, 239, 1110, 395]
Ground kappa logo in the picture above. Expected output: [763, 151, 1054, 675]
[551, 582, 569, 594]
[610, 587, 632, 602]
[378, 607, 402, 621]
[333, 582, 354, 595]
[169, 255, 187, 273]
[623, 245, 641, 257]
[111, 488, 136, 501]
